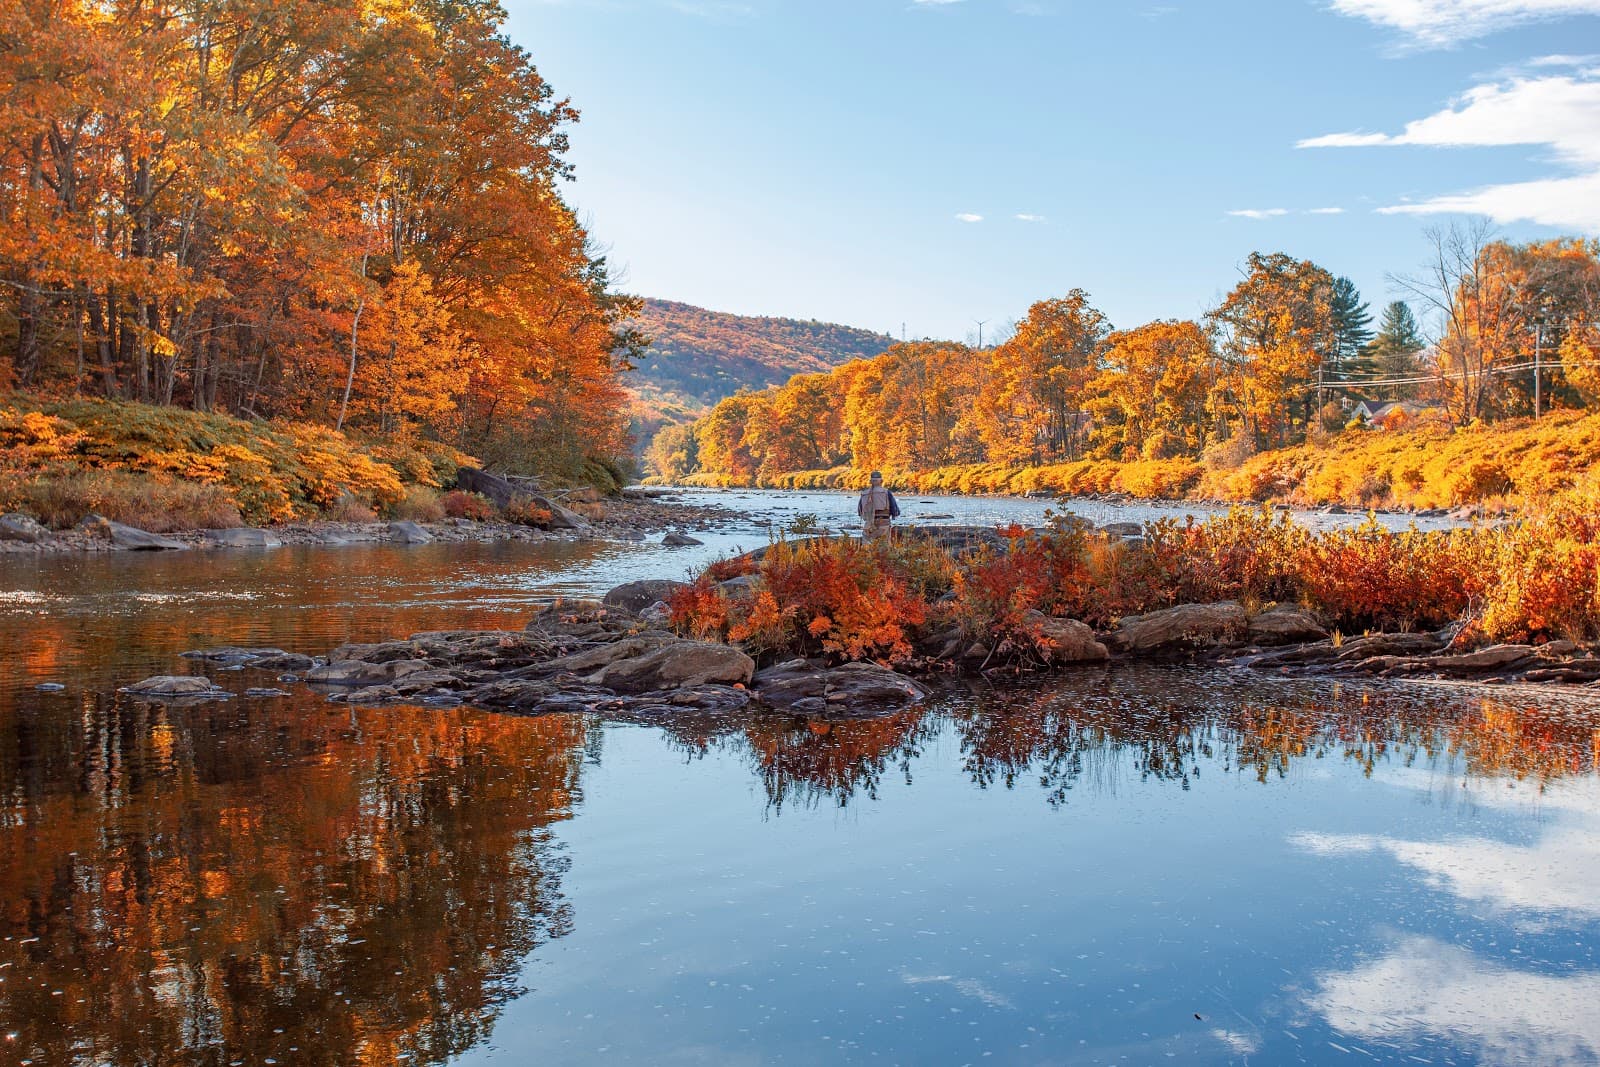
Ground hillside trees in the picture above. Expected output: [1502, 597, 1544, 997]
[0, 0, 636, 477]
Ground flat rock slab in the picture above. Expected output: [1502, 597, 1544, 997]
[661, 531, 704, 546]
[206, 528, 283, 548]
[123, 675, 223, 697]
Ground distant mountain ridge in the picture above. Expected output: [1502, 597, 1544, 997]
[625, 299, 896, 442]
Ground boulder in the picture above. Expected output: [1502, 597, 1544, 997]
[123, 675, 221, 696]
[1112, 601, 1249, 654]
[453, 467, 588, 530]
[1247, 605, 1329, 646]
[205, 527, 282, 548]
[603, 579, 688, 613]
[306, 657, 431, 686]
[0, 513, 49, 543]
[388, 520, 433, 544]
[542, 633, 680, 675]
[662, 531, 704, 547]
[83, 516, 188, 551]
[753, 659, 927, 713]
[1020, 610, 1109, 663]
[592, 640, 754, 693]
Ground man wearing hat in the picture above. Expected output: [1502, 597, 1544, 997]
[856, 471, 901, 541]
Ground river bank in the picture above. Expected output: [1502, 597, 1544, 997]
[0, 488, 732, 555]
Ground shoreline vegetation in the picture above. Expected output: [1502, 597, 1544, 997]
[655, 497, 1600, 695]
[665, 408, 1600, 516]
[0, 395, 716, 551]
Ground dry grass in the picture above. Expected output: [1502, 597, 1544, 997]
[13, 470, 243, 531]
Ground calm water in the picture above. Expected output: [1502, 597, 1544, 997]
[0, 491, 1593, 1066]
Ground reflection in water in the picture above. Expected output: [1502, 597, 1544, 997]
[722, 674, 1600, 813]
[1309, 935, 1600, 1065]
[3, 560, 1600, 1066]
[0, 693, 585, 1066]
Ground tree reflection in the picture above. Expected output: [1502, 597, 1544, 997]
[947, 677, 1600, 804]
[0, 692, 586, 1066]
[740, 711, 935, 810]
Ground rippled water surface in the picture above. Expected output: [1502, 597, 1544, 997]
[0, 490, 1594, 1065]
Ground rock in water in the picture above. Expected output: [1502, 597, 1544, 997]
[122, 675, 221, 696]
[306, 658, 432, 686]
[82, 515, 189, 551]
[661, 531, 704, 547]
[753, 660, 927, 713]
[593, 640, 754, 693]
[1112, 601, 1249, 654]
[603, 579, 689, 613]
[0, 513, 50, 543]
[205, 527, 283, 548]
[388, 520, 433, 544]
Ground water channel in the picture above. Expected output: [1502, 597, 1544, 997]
[1, 490, 1594, 1065]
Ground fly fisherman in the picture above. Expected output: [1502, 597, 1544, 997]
[857, 471, 901, 541]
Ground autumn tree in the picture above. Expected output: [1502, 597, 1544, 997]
[1087, 320, 1216, 459]
[977, 291, 1110, 463]
[1207, 252, 1335, 446]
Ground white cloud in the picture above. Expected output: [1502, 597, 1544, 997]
[1226, 208, 1289, 219]
[1308, 206, 1347, 214]
[1309, 937, 1600, 1063]
[1300, 69, 1600, 233]
[954, 212, 984, 223]
[1330, 0, 1600, 47]
[1014, 213, 1047, 222]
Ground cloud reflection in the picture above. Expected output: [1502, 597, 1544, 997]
[1309, 936, 1600, 1065]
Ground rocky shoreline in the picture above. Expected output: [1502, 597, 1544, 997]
[116, 566, 1600, 721]
[0, 487, 729, 555]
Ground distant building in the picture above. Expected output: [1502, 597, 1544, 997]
[1351, 400, 1439, 428]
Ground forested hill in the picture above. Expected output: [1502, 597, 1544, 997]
[626, 299, 896, 430]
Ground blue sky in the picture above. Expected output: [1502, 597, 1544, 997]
[503, 0, 1600, 341]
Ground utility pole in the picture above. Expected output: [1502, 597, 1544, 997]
[1533, 322, 1543, 418]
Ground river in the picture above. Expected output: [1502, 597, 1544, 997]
[1, 490, 1594, 1065]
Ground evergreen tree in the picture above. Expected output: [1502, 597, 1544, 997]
[1328, 277, 1374, 384]
[1365, 301, 1426, 399]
